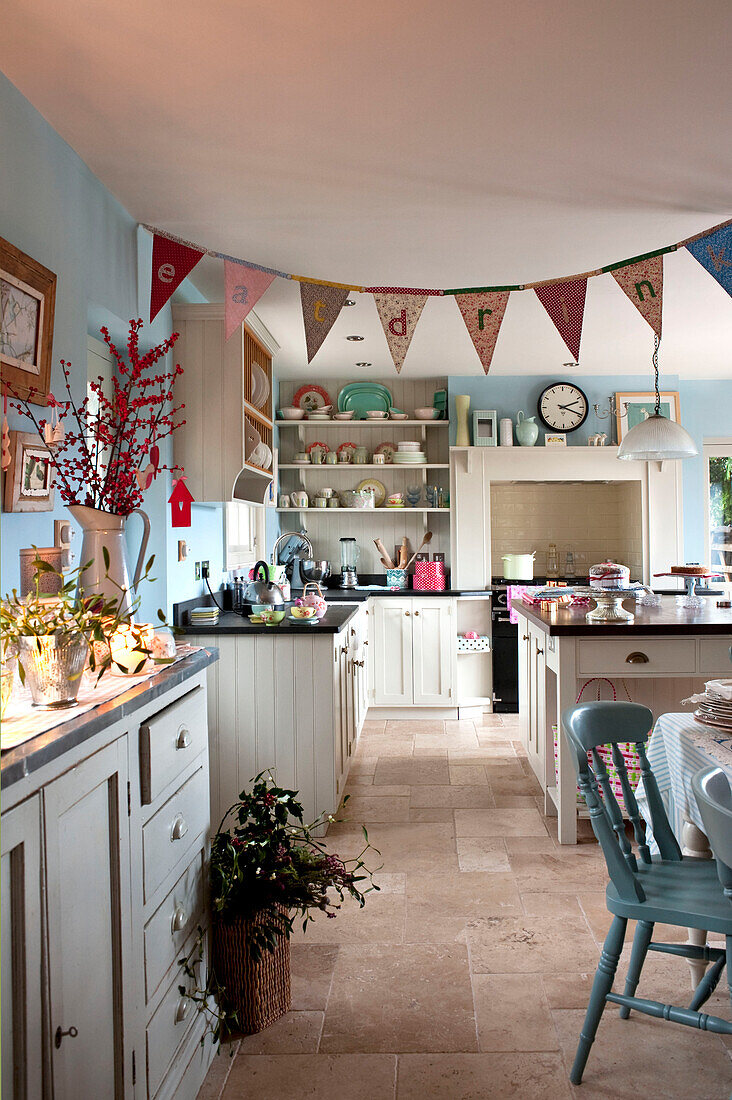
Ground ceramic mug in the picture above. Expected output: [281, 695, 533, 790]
[328, 497, 340, 507]
[314, 497, 328, 508]
[310, 448, 324, 465]
[325, 451, 338, 464]
[373, 453, 386, 465]
[338, 450, 351, 463]
[278, 493, 291, 508]
[353, 447, 369, 464]
[295, 452, 309, 463]
[291, 491, 309, 508]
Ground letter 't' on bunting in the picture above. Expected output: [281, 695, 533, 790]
[454, 291, 510, 374]
[534, 279, 587, 362]
[374, 293, 428, 373]
[300, 283, 350, 362]
[610, 256, 663, 337]
[686, 223, 732, 298]
[224, 260, 276, 341]
[149, 234, 205, 322]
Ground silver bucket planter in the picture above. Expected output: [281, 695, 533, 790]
[18, 634, 89, 709]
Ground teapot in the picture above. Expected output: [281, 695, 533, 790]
[243, 560, 285, 614]
[515, 410, 539, 447]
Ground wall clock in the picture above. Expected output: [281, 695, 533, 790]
[537, 382, 589, 432]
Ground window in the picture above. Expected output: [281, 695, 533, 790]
[704, 440, 732, 585]
[224, 501, 263, 570]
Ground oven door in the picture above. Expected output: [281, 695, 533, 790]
[491, 605, 518, 713]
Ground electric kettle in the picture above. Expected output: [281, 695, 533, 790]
[242, 561, 285, 613]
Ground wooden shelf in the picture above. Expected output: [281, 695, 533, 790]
[243, 461, 273, 478]
[244, 402, 274, 430]
[278, 463, 450, 470]
[276, 420, 448, 428]
[276, 507, 450, 514]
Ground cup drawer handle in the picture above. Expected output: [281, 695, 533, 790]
[171, 814, 188, 842]
[176, 727, 192, 749]
[174, 996, 191, 1025]
[625, 651, 649, 664]
[171, 905, 188, 934]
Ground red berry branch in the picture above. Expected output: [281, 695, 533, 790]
[5, 320, 186, 516]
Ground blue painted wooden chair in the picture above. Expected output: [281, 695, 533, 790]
[692, 765, 732, 994]
[561, 700, 732, 1086]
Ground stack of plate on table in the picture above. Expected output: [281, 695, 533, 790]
[393, 441, 426, 464]
[189, 606, 219, 627]
[693, 679, 732, 732]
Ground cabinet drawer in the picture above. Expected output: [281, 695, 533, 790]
[144, 847, 205, 1003]
[142, 764, 208, 903]
[698, 637, 732, 674]
[146, 953, 203, 1098]
[140, 686, 207, 805]
[577, 637, 697, 677]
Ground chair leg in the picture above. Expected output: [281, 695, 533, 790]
[619, 920, 654, 1020]
[728, 936, 731, 1011]
[570, 916, 627, 1086]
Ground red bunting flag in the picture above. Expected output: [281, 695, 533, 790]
[149, 235, 205, 322]
[611, 256, 663, 337]
[454, 291, 509, 374]
[300, 283, 350, 362]
[374, 293, 428, 373]
[534, 279, 587, 361]
[224, 260, 276, 341]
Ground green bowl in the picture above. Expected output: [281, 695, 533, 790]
[260, 609, 286, 624]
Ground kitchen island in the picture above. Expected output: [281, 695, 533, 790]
[512, 595, 732, 843]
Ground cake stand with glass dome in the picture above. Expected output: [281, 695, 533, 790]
[653, 571, 722, 611]
[573, 584, 647, 623]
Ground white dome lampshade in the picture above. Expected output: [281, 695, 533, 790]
[617, 413, 699, 461]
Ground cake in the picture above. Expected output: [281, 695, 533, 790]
[589, 561, 630, 590]
[670, 564, 708, 576]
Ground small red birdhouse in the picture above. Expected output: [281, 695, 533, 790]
[168, 476, 194, 527]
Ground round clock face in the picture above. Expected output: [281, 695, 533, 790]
[538, 383, 589, 432]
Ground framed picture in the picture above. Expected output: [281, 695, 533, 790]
[1, 237, 57, 406]
[616, 390, 681, 443]
[3, 430, 56, 512]
[472, 409, 498, 447]
[544, 433, 567, 447]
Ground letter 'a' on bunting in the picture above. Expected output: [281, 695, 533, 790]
[373, 293, 428, 373]
[534, 279, 587, 362]
[454, 291, 510, 374]
[300, 283, 350, 362]
[611, 255, 663, 337]
[150, 234, 205, 322]
[686, 223, 732, 298]
[224, 260, 276, 341]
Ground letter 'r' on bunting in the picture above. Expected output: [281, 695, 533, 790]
[300, 283, 350, 362]
[534, 279, 587, 362]
[373, 293, 428, 373]
[149, 234, 205, 322]
[686, 223, 732, 298]
[454, 291, 509, 374]
[224, 260, 276, 341]
[611, 255, 663, 337]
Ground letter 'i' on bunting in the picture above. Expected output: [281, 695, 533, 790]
[149, 234, 205, 322]
[611, 255, 663, 336]
[373, 294, 428, 373]
[454, 291, 510, 374]
[224, 260, 276, 341]
[534, 279, 587, 361]
[686, 223, 732, 297]
[300, 283, 350, 362]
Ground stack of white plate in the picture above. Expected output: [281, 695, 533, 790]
[250, 363, 270, 410]
[393, 441, 426, 464]
[694, 680, 732, 732]
[190, 606, 219, 627]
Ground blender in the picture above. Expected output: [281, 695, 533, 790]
[339, 537, 360, 588]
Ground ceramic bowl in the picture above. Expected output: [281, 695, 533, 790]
[389, 409, 409, 420]
[279, 407, 305, 420]
[291, 605, 317, 619]
[260, 608, 286, 624]
[334, 411, 355, 420]
[414, 407, 439, 420]
[365, 410, 388, 419]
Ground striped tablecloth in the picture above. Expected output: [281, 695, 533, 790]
[637, 711, 732, 852]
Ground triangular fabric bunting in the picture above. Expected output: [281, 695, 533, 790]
[224, 260, 276, 340]
[149, 234, 205, 322]
[534, 279, 587, 361]
[611, 256, 663, 336]
[686, 224, 732, 298]
[454, 291, 509, 374]
[300, 283, 350, 362]
[374, 293, 428, 373]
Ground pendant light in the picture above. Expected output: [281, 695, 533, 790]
[617, 335, 698, 461]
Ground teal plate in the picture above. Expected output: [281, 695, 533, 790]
[337, 382, 393, 419]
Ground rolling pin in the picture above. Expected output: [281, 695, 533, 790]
[374, 538, 394, 568]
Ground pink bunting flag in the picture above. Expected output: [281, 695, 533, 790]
[534, 279, 587, 362]
[454, 291, 509, 374]
[224, 260, 276, 341]
[373, 293, 428, 373]
[150, 234, 205, 322]
[300, 283, 350, 362]
[611, 256, 663, 336]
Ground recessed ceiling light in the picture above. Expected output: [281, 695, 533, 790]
[563, 361, 579, 369]
[344, 299, 356, 307]
[346, 335, 364, 341]
[355, 362, 372, 367]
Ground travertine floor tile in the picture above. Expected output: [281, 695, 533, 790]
[396, 1052, 572, 1099]
[520, 892, 584, 918]
[404, 871, 522, 943]
[444, 720, 478, 734]
[414, 736, 478, 753]
[455, 808, 549, 838]
[289, 888, 405, 946]
[236, 1011, 323, 1054]
[409, 785, 495, 809]
[290, 945, 338, 1010]
[360, 720, 387, 733]
[487, 772, 542, 797]
[493, 794, 542, 808]
[222, 1054, 397, 1099]
[197, 1040, 240, 1099]
[338, 795, 411, 823]
[449, 764, 488, 785]
[326, 822, 458, 873]
[467, 913, 599, 974]
[387, 720, 444, 734]
[473, 973, 559, 1051]
[508, 850, 608, 893]
[408, 807, 455, 823]
[344, 784, 411, 798]
[456, 838, 511, 873]
[374, 758, 450, 786]
[412, 744, 449, 758]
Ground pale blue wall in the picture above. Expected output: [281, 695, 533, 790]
[678, 380, 732, 562]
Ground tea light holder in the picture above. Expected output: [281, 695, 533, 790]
[110, 623, 155, 675]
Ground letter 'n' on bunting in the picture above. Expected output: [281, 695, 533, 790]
[686, 223, 732, 298]
[150, 234, 205, 322]
[373, 293, 428, 373]
[611, 255, 663, 337]
[454, 291, 509, 374]
[534, 279, 587, 361]
[300, 283, 350, 362]
[224, 260, 276, 341]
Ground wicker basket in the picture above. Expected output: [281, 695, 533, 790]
[212, 905, 291, 1034]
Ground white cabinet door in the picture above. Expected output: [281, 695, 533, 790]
[44, 738, 133, 1100]
[371, 599, 413, 706]
[412, 599, 455, 706]
[1, 796, 44, 1100]
[517, 619, 532, 755]
[526, 624, 546, 781]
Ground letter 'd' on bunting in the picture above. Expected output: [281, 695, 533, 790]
[454, 291, 510, 374]
[374, 293, 428, 373]
[150, 234, 205, 322]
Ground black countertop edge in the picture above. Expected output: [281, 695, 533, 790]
[178, 605, 360, 636]
[1, 647, 219, 790]
[511, 597, 732, 636]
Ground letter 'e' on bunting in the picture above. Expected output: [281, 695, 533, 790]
[611, 255, 663, 337]
[150, 234, 205, 322]
[534, 279, 587, 362]
[373, 293, 428, 373]
[686, 223, 732, 298]
[224, 260, 276, 341]
[454, 291, 509, 374]
[300, 283, 350, 362]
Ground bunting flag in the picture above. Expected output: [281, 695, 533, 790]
[534, 278, 587, 361]
[374, 293, 428, 373]
[300, 283, 350, 362]
[149, 234, 205, 322]
[610, 255, 663, 336]
[454, 291, 509, 374]
[224, 260, 276, 340]
[686, 223, 732, 298]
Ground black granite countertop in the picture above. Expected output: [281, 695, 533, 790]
[511, 596, 732, 636]
[178, 604, 361, 635]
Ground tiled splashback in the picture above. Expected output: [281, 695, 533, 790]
[490, 481, 643, 579]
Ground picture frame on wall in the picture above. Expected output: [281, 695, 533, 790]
[544, 432, 567, 447]
[1, 236, 57, 406]
[615, 390, 681, 443]
[472, 409, 498, 447]
[3, 430, 56, 513]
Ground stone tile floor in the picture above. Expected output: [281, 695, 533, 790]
[199, 715, 731, 1099]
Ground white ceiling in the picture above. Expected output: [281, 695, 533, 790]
[3, 1, 732, 378]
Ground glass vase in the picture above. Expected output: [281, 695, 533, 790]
[18, 634, 89, 709]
